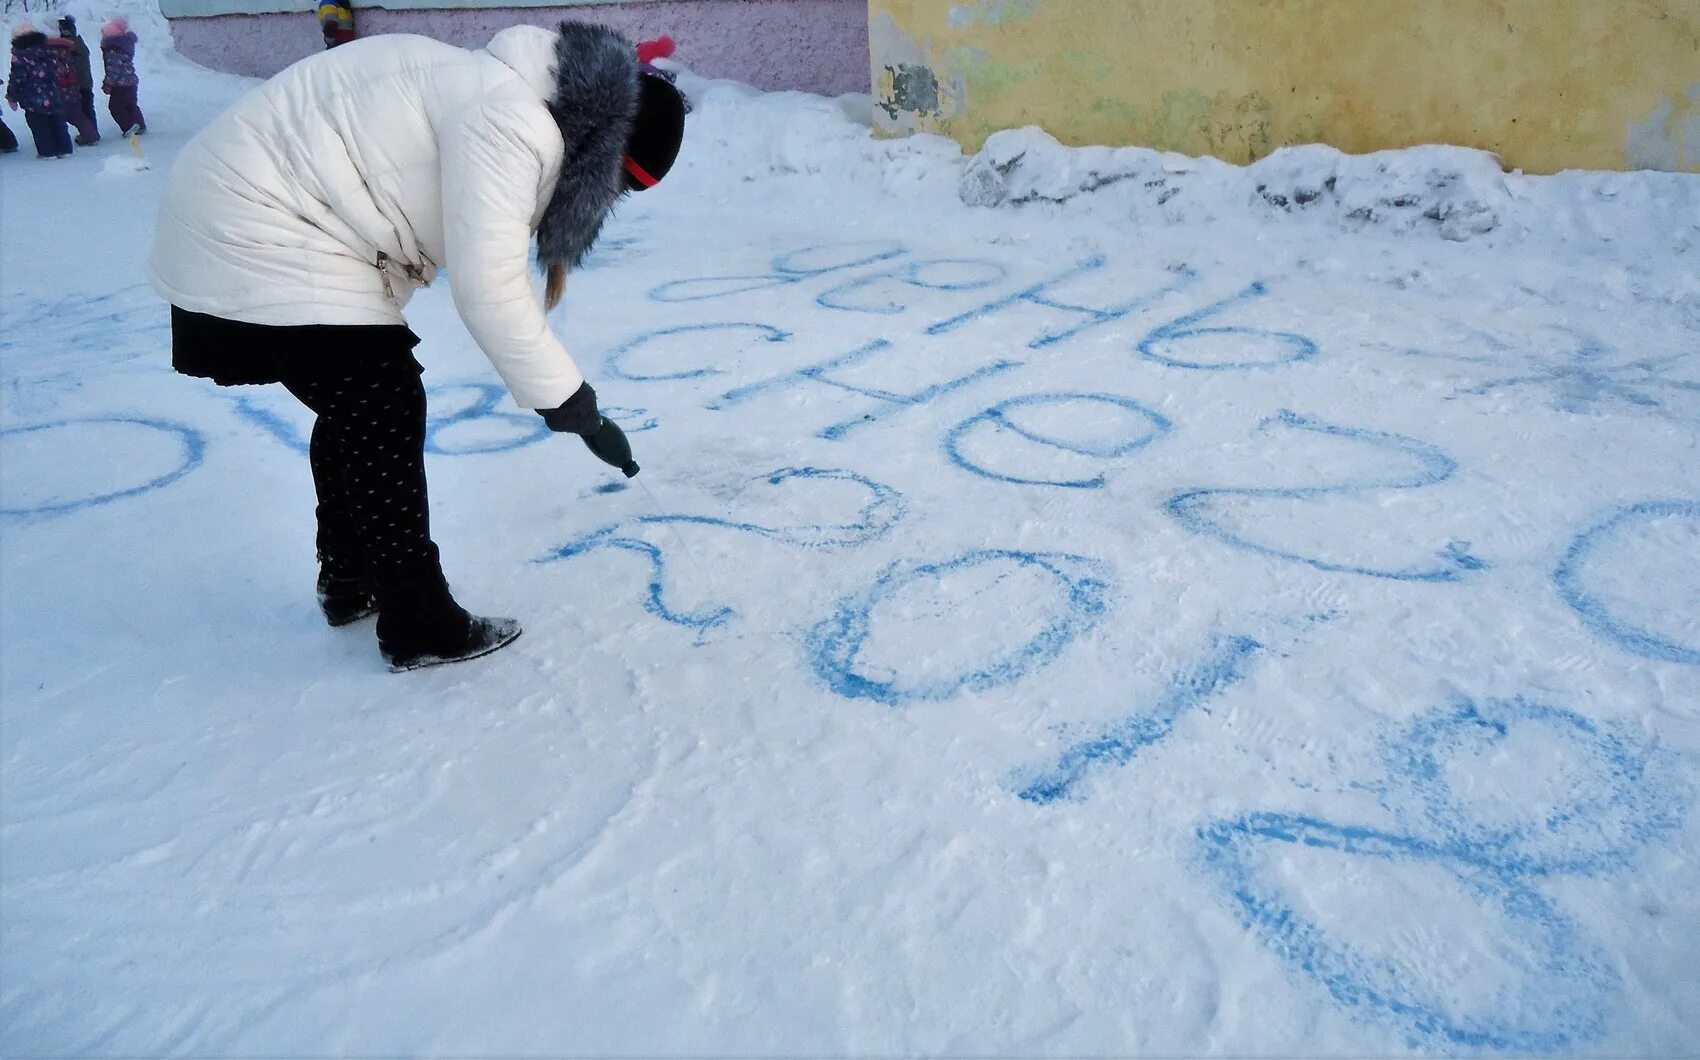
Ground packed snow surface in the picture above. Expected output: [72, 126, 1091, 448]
[3, 6, 1700, 1054]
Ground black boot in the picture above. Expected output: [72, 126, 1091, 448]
[317, 570, 378, 627]
[376, 562, 520, 672]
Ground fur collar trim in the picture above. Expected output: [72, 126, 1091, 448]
[536, 22, 640, 272]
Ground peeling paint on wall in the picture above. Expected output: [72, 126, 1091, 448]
[870, 9, 965, 135]
[881, 63, 942, 121]
[1627, 99, 1682, 170]
[1626, 84, 1700, 171]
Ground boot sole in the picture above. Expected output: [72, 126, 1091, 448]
[325, 603, 379, 628]
[385, 624, 522, 673]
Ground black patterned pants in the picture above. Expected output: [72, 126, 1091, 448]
[277, 346, 440, 585]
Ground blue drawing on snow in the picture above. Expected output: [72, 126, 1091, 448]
[1379, 698, 1686, 876]
[1396, 328, 1700, 421]
[1014, 634, 1263, 803]
[1458, 334, 1700, 419]
[713, 338, 1021, 441]
[0, 417, 207, 518]
[945, 393, 1172, 488]
[0, 285, 169, 360]
[1554, 500, 1700, 665]
[424, 382, 554, 455]
[807, 549, 1112, 705]
[1199, 812, 1613, 1052]
[1164, 410, 1487, 581]
[603, 322, 792, 382]
[232, 395, 310, 454]
[541, 467, 906, 642]
[598, 406, 659, 433]
[815, 258, 1007, 315]
[234, 382, 649, 457]
[648, 242, 907, 303]
[1197, 697, 1686, 1051]
[927, 256, 1199, 350]
[1137, 281, 1319, 370]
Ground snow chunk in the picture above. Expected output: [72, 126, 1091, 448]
[960, 127, 1176, 208]
[100, 152, 152, 176]
[1323, 146, 1510, 241]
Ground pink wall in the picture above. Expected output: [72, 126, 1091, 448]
[169, 0, 870, 97]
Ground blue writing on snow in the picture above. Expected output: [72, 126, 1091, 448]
[1196, 696, 1687, 1051]
[1137, 281, 1319, 370]
[1014, 634, 1264, 803]
[808, 549, 1112, 705]
[0, 417, 207, 518]
[1164, 410, 1486, 581]
[712, 338, 1021, 442]
[541, 467, 907, 642]
[1553, 499, 1700, 666]
[946, 392, 1172, 488]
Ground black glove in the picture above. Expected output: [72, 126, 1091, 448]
[538, 382, 600, 436]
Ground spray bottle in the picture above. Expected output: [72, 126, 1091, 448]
[582, 416, 639, 478]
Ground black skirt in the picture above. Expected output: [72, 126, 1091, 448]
[170, 305, 421, 386]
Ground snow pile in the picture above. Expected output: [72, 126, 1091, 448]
[959, 127, 1514, 241]
[664, 66, 964, 200]
[661, 72, 1699, 259]
[1254, 142, 1509, 241]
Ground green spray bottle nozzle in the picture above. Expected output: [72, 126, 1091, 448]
[583, 416, 639, 478]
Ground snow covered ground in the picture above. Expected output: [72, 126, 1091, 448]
[3, 6, 1700, 1054]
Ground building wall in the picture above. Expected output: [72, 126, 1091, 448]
[166, 0, 870, 97]
[869, 0, 1700, 174]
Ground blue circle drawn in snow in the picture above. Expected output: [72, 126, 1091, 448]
[423, 382, 553, 456]
[1554, 500, 1700, 666]
[1140, 325, 1319, 370]
[807, 548, 1112, 705]
[603, 322, 792, 382]
[0, 417, 207, 518]
[772, 241, 907, 276]
[946, 393, 1172, 488]
[1138, 282, 1318, 371]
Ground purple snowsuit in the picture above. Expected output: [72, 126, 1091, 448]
[46, 36, 97, 143]
[6, 32, 72, 157]
[7, 32, 60, 112]
[100, 29, 144, 133]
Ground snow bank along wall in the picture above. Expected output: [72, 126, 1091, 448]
[870, 0, 1700, 174]
[159, 0, 869, 96]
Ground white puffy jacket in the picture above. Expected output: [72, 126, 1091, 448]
[149, 26, 626, 409]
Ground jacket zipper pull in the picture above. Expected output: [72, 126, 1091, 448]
[376, 251, 394, 300]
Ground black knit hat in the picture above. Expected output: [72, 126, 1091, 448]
[621, 70, 685, 191]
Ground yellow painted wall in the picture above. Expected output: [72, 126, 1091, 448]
[869, 0, 1700, 173]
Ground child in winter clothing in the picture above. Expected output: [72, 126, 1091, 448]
[46, 29, 97, 144]
[317, 0, 355, 48]
[7, 23, 72, 158]
[100, 16, 144, 134]
[57, 16, 100, 138]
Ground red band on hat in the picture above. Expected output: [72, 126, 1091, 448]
[623, 156, 659, 188]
